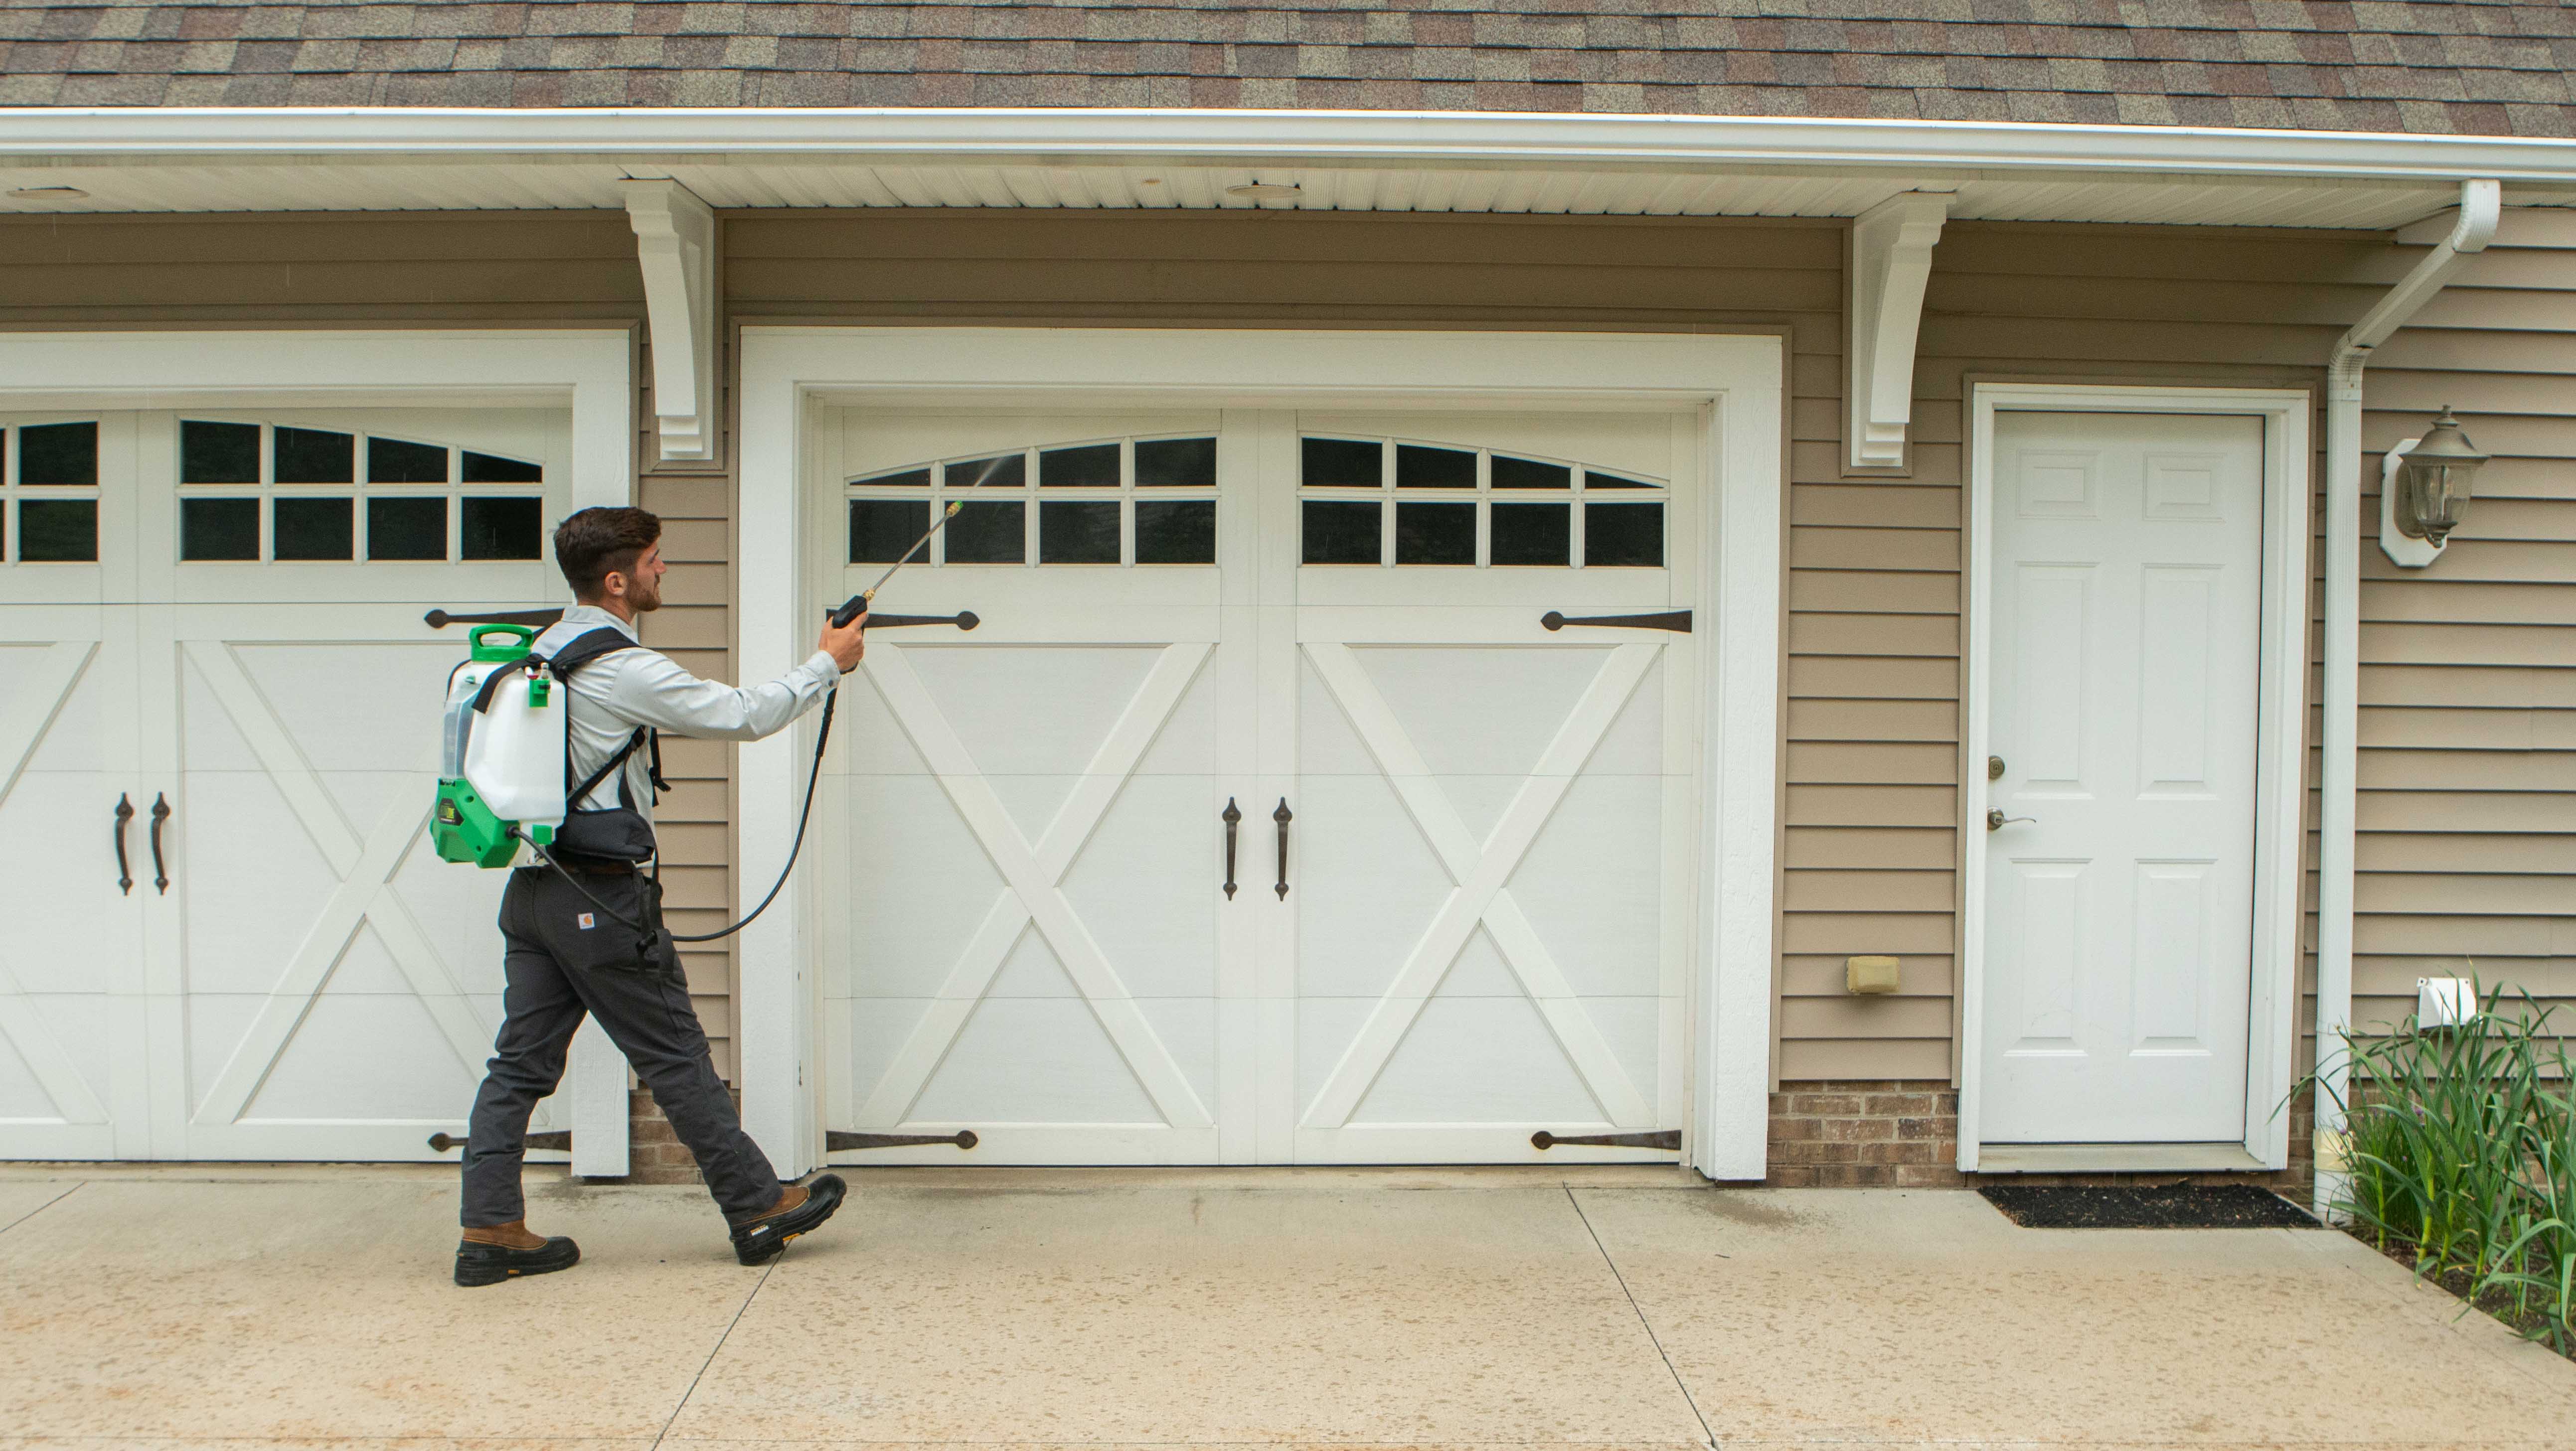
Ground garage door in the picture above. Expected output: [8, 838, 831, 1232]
[0, 408, 576, 1161]
[816, 407, 1698, 1164]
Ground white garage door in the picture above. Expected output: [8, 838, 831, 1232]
[0, 408, 575, 1161]
[816, 407, 1699, 1164]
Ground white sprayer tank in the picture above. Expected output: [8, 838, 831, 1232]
[463, 663, 567, 833]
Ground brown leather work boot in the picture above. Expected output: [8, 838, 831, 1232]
[727, 1173, 846, 1266]
[454, 1220, 581, 1287]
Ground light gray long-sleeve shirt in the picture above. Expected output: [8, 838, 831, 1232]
[532, 603, 840, 826]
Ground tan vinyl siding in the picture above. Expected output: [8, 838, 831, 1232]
[2358, 207, 2576, 1047]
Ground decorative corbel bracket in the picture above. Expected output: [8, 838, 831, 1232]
[623, 179, 717, 462]
[1846, 191, 1953, 472]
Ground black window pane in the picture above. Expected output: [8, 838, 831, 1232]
[368, 436, 449, 483]
[1135, 499, 1216, 564]
[18, 422, 96, 486]
[1136, 436, 1215, 488]
[944, 500, 1023, 563]
[16, 499, 95, 561]
[1039, 500, 1121, 563]
[856, 467, 929, 489]
[1585, 502, 1664, 567]
[1396, 443, 1474, 489]
[1492, 455, 1571, 490]
[462, 451, 543, 483]
[1301, 437, 1380, 489]
[1394, 501, 1475, 566]
[1586, 471, 1655, 490]
[462, 497, 543, 560]
[1301, 500, 1379, 564]
[367, 496, 446, 561]
[1490, 502, 1572, 566]
[274, 427, 354, 483]
[274, 496, 353, 560]
[182, 421, 261, 483]
[849, 498, 931, 564]
[947, 453, 1023, 491]
[1040, 443, 1119, 488]
[181, 498, 259, 560]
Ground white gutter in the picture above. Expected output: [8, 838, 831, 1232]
[2314, 177, 2500, 1216]
[1, 107, 2574, 183]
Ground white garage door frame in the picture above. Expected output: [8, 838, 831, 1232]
[0, 328, 636, 1175]
[1959, 383, 2312, 1173]
[736, 326, 1785, 1180]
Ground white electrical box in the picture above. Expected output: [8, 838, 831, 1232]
[2418, 977, 2478, 1029]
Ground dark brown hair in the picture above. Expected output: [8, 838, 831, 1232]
[553, 506, 662, 600]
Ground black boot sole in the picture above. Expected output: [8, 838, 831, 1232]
[454, 1236, 581, 1287]
[730, 1173, 847, 1266]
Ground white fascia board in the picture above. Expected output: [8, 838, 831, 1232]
[4, 107, 2576, 184]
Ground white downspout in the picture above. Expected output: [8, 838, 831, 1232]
[2315, 177, 2501, 1214]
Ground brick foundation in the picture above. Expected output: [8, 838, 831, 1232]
[613, 1087, 719, 1186]
[614, 1080, 2320, 1202]
[1765, 1078, 2316, 1205]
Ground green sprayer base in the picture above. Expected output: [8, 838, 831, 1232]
[433, 778, 521, 869]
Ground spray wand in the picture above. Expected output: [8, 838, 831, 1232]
[526, 455, 1016, 957]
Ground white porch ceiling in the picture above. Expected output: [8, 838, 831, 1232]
[0, 156, 2549, 230]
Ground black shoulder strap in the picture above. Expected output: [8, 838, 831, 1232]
[540, 626, 643, 678]
[542, 626, 668, 808]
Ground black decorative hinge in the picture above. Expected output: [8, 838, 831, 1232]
[826, 1129, 980, 1152]
[1541, 610, 1692, 633]
[425, 608, 565, 629]
[860, 611, 980, 631]
[1531, 1129, 1683, 1151]
[428, 1131, 570, 1153]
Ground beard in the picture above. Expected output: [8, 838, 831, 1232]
[627, 577, 663, 612]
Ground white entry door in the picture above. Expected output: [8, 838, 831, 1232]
[0, 407, 577, 1161]
[815, 406, 1700, 1165]
[1981, 412, 2264, 1144]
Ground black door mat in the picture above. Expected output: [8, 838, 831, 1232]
[1980, 1183, 2319, 1229]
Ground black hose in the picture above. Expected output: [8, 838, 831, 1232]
[508, 686, 839, 948]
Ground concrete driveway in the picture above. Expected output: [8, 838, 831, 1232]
[2, 1164, 2573, 1450]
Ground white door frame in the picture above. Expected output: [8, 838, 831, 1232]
[1960, 383, 2311, 1172]
[0, 329, 635, 1174]
[736, 326, 1784, 1179]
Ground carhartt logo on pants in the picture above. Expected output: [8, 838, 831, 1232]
[577, 913, 595, 930]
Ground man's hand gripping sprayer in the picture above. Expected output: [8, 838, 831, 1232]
[432, 456, 1013, 956]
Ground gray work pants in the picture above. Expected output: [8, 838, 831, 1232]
[460, 865, 782, 1226]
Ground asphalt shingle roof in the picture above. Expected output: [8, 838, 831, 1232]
[2, 1, 2572, 137]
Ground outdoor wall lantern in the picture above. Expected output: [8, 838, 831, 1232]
[2380, 406, 2488, 567]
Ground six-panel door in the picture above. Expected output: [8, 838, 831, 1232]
[1982, 411, 2264, 1144]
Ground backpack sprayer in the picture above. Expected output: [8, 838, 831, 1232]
[430, 457, 1007, 946]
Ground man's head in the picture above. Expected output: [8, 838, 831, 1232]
[553, 506, 666, 616]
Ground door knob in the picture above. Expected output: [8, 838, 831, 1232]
[1986, 808, 2036, 832]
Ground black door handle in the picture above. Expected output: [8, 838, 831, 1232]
[1540, 609, 1692, 633]
[1221, 797, 1241, 900]
[1272, 798, 1292, 900]
[112, 793, 135, 895]
[424, 607, 564, 630]
[149, 793, 171, 895]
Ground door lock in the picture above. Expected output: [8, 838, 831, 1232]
[1987, 755, 2006, 780]
[1986, 808, 2037, 832]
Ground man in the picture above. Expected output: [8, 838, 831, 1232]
[454, 505, 868, 1287]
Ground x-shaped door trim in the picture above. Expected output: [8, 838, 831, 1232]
[185, 640, 496, 1127]
[0, 638, 114, 1127]
[853, 640, 1215, 1131]
[1299, 640, 1659, 1130]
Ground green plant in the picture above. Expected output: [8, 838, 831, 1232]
[2303, 981, 2576, 1354]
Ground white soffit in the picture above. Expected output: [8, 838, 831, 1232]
[0, 160, 2534, 229]
[4, 108, 2576, 227]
